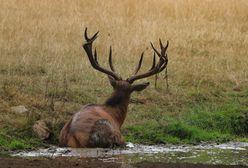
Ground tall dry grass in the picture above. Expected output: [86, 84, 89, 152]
[0, 0, 248, 129]
[1, 0, 248, 85]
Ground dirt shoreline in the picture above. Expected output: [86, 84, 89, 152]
[0, 157, 247, 168]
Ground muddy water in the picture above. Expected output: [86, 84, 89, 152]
[13, 142, 248, 167]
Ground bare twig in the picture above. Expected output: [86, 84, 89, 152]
[164, 67, 169, 92]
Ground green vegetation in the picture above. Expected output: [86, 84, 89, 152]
[124, 122, 231, 144]
[123, 86, 247, 144]
[0, 130, 46, 151]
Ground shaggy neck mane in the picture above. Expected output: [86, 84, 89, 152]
[105, 93, 128, 106]
[104, 90, 131, 127]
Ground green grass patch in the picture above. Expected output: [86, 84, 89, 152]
[185, 97, 248, 135]
[0, 131, 47, 151]
[123, 88, 247, 144]
[123, 121, 231, 145]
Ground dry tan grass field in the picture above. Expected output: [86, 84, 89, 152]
[0, 0, 247, 147]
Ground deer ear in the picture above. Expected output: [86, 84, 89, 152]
[108, 75, 117, 87]
[131, 82, 150, 92]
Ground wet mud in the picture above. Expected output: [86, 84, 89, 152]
[1, 157, 247, 168]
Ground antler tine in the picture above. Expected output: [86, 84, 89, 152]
[133, 52, 144, 75]
[109, 46, 115, 72]
[84, 27, 99, 43]
[127, 40, 169, 83]
[94, 48, 98, 65]
[159, 39, 163, 50]
[161, 40, 169, 56]
[83, 28, 121, 80]
[165, 40, 169, 50]
[158, 56, 168, 73]
[84, 27, 90, 41]
[150, 52, 156, 70]
[150, 42, 161, 57]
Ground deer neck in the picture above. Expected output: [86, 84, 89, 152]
[104, 90, 130, 127]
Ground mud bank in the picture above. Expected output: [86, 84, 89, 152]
[1, 157, 247, 168]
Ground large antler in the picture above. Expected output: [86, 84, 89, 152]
[127, 39, 169, 83]
[83, 28, 121, 80]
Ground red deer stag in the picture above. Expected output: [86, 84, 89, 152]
[59, 28, 169, 148]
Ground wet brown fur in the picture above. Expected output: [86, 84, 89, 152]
[59, 86, 131, 148]
[59, 61, 162, 148]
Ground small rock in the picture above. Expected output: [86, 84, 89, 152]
[58, 149, 71, 154]
[126, 142, 134, 148]
[32, 120, 51, 140]
[47, 147, 57, 153]
[11, 105, 28, 114]
[233, 81, 248, 92]
[233, 86, 242, 92]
